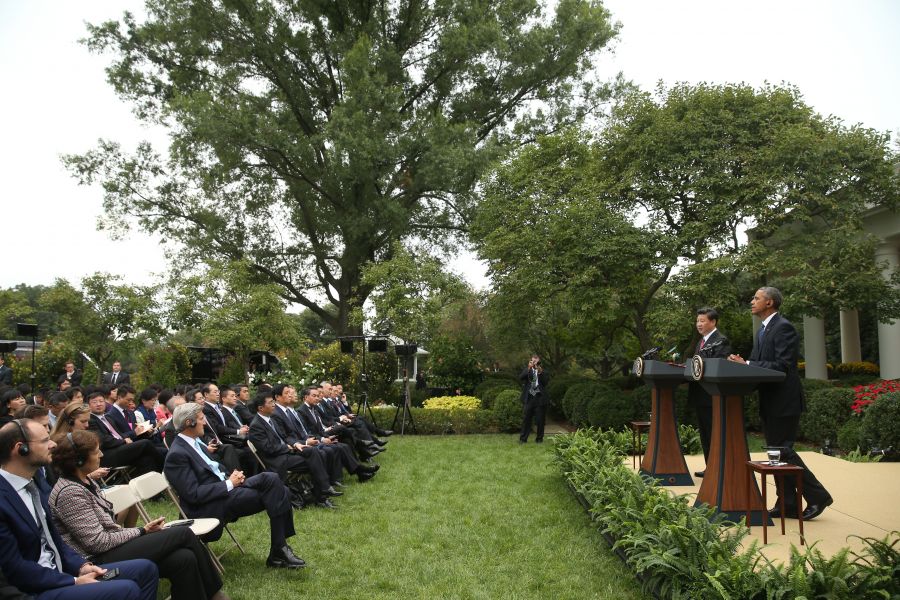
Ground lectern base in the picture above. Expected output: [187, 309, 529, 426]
[640, 470, 694, 486]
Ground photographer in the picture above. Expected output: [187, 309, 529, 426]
[519, 354, 549, 444]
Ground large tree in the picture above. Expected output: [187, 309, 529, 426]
[65, 0, 618, 335]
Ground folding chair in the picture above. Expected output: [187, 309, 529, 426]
[99, 465, 134, 487]
[100, 484, 140, 516]
[246, 440, 313, 502]
[129, 471, 244, 573]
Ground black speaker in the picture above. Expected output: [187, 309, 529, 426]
[340, 340, 354, 354]
[16, 323, 38, 338]
[0, 342, 17, 353]
[367, 339, 388, 353]
[394, 344, 417, 356]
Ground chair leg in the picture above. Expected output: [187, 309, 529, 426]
[224, 525, 245, 554]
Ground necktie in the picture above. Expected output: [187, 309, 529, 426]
[112, 372, 118, 384]
[99, 415, 123, 440]
[213, 405, 227, 426]
[265, 418, 285, 444]
[290, 410, 308, 437]
[25, 481, 62, 572]
[308, 406, 324, 431]
[700, 338, 706, 350]
[226, 407, 241, 427]
[757, 324, 766, 345]
[193, 439, 225, 481]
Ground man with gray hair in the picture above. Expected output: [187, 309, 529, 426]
[163, 403, 305, 569]
[728, 287, 833, 521]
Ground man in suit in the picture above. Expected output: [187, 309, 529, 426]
[0, 356, 13, 386]
[296, 388, 381, 460]
[86, 392, 162, 476]
[231, 385, 254, 425]
[201, 385, 256, 475]
[56, 362, 82, 389]
[519, 354, 549, 444]
[102, 361, 130, 386]
[688, 307, 732, 477]
[248, 393, 338, 508]
[163, 403, 305, 569]
[728, 287, 833, 520]
[0, 418, 159, 599]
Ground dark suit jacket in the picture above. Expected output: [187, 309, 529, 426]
[88, 413, 128, 451]
[0, 475, 86, 593]
[0, 365, 12, 386]
[296, 403, 327, 437]
[749, 313, 805, 419]
[688, 330, 732, 407]
[105, 406, 139, 440]
[102, 371, 131, 385]
[248, 415, 298, 477]
[519, 367, 550, 407]
[203, 403, 238, 440]
[163, 435, 233, 541]
[57, 370, 82, 387]
[234, 401, 253, 426]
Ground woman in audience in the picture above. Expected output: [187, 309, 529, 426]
[49, 430, 227, 600]
[50, 402, 92, 436]
[0, 389, 27, 426]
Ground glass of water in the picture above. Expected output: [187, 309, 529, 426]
[766, 449, 781, 465]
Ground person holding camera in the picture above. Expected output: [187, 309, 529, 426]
[519, 354, 549, 444]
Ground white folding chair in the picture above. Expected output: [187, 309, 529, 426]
[128, 471, 244, 573]
[100, 484, 140, 516]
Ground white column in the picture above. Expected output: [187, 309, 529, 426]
[802, 315, 828, 380]
[839, 309, 862, 363]
[876, 242, 900, 380]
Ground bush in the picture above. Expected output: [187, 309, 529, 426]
[410, 387, 429, 407]
[833, 361, 880, 377]
[632, 384, 690, 427]
[426, 334, 483, 393]
[479, 382, 519, 409]
[409, 407, 496, 434]
[562, 382, 597, 426]
[678, 423, 703, 455]
[422, 395, 481, 410]
[135, 343, 192, 390]
[586, 385, 637, 431]
[860, 391, 900, 453]
[798, 387, 854, 445]
[837, 417, 864, 452]
[493, 389, 523, 433]
[547, 375, 592, 416]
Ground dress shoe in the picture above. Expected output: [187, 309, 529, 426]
[357, 470, 375, 483]
[802, 496, 834, 521]
[290, 498, 306, 510]
[324, 487, 343, 497]
[315, 499, 338, 509]
[535, 439, 543, 443]
[332, 481, 345, 488]
[768, 505, 799, 519]
[694, 470, 705, 478]
[358, 463, 380, 473]
[266, 545, 306, 568]
[377, 429, 393, 437]
[372, 438, 388, 446]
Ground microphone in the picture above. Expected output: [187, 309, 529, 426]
[641, 347, 661, 359]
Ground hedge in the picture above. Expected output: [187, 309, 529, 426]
[798, 387, 854, 446]
[859, 391, 900, 452]
[493, 389, 523, 433]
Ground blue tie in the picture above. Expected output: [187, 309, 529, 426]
[194, 439, 226, 481]
[757, 324, 766, 345]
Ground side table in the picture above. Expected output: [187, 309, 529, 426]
[745, 460, 805, 545]
[630, 420, 651, 470]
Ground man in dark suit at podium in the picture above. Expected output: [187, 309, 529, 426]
[688, 307, 732, 478]
[728, 287, 833, 520]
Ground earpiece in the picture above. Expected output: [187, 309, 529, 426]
[13, 420, 30, 456]
[67, 432, 85, 467]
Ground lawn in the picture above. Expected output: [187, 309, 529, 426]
[146, 434, 647, 599]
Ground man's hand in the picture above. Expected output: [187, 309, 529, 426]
[339, 415, 351, 424]
[206, 442, 218, 454]
[239, 425, 249, 435]
[728, 354, 747, 364]
[306, 437, 319, 446]
[76, 563, 106, 583]
[143, 516, 166, 533]
[123, 438, 132, 444]
[228, 470, 245, 487]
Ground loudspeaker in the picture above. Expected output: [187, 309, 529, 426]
[367, 339, 388, 353]
[0, 342, 17, 353]
[16, 323, 38, 338]
[340, 340, 354, 354]
[394, 344, 417, 356]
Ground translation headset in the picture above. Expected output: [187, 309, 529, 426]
[13, 419, 29, 456]
[67, 432, 85, 467]
[177, 417, 196, 432]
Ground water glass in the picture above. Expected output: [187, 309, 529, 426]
[766, 449, 781, 465]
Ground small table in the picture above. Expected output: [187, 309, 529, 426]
[745, 460, 805, 545]
[630, 421, 651, 470]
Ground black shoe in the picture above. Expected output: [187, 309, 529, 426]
[768, 505, 800, 519]
[266, 545, 306, 568]
[372, 438, 388, 446]
[802, 496, 834, 521]
[357, 470, 375, 483]
[358, 463, 380, 474]
[535, 439, 543, 443]
[290, 498, 306, 510]
[332, 481, 345, 488]
[324, 487, 343, 497]
[315, 499, 338, 509]
[694, 470, 705, 478]
[378, 429, 393, 437]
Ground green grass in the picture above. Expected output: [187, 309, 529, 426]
[145, 435, 647, 600]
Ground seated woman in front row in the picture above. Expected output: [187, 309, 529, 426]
[48, 429, 228, 600]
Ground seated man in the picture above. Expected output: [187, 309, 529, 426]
[0, 418, 159, 599]
[86, 392, 162, 477]
[201, 384, 257, 476]
[296, 387, 380, 460]
[163, 403, 305, 569]
[248, 392, 338, 508]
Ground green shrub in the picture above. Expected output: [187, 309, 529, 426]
[410, 387, 429, 407]
[423, 395, 480, 410]
[586, 385, 637, 430]
[135, 342, 192, 389]
[547, 375, 592, 416]
[631, 384, 690, 426]
[833, 361, 880, 377]
[860, 391, 900, 452]
[562, 382, 599, 426]
[480, 383, 518, 409]
[473, 375, 518, 404]
[799, 387, 854, 445]
[493, 389, 523, 433]
[837, 417, 864, 452]
[678, 423, 702, 455]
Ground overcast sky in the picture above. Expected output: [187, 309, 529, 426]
[1, 0, 898, 293]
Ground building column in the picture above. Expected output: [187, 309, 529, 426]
[876, 242, 900, 380]
[839, 309, 862, 363]
[802, 315, 828, 380]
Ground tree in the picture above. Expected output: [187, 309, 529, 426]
[38, 274, 162, 382]
[64, 0, 619, 335]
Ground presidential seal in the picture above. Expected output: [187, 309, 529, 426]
[633, 356, 644, 377]
[691, 355, 704, 381]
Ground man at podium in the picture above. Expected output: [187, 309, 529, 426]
[727, 287, 833, 521]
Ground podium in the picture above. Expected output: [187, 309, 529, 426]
[632, 358, 693, 486]
[686, 357, 785, 525]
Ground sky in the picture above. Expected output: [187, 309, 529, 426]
[1, 0, 898, 294]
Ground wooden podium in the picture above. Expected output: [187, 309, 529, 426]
[632, 358, 693, 486]
[686, 357, 784, 525]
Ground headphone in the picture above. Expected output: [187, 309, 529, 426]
[177, 417, 195, 432]
[13, 420, 29, 456]
[67, 432, 85, 467]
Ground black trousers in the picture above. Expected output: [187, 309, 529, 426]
[223, 472, 294, 550]
[693, 401, 713, 462]
[92, 526, 221, 600]
[101, 439, 163, 475]
[762, 414, 830, 507]
[519, 399, 546, 442]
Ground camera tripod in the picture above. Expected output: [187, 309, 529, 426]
[391, 371, 417, 435]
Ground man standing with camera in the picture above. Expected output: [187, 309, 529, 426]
[519, 354, 549, 444]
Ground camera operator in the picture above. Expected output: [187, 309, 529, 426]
[519, 354, 549, 444]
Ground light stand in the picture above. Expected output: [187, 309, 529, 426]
[338, 335, 382, 428]
[391, 369, 417, 435]
[16, 323, 37, 392]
